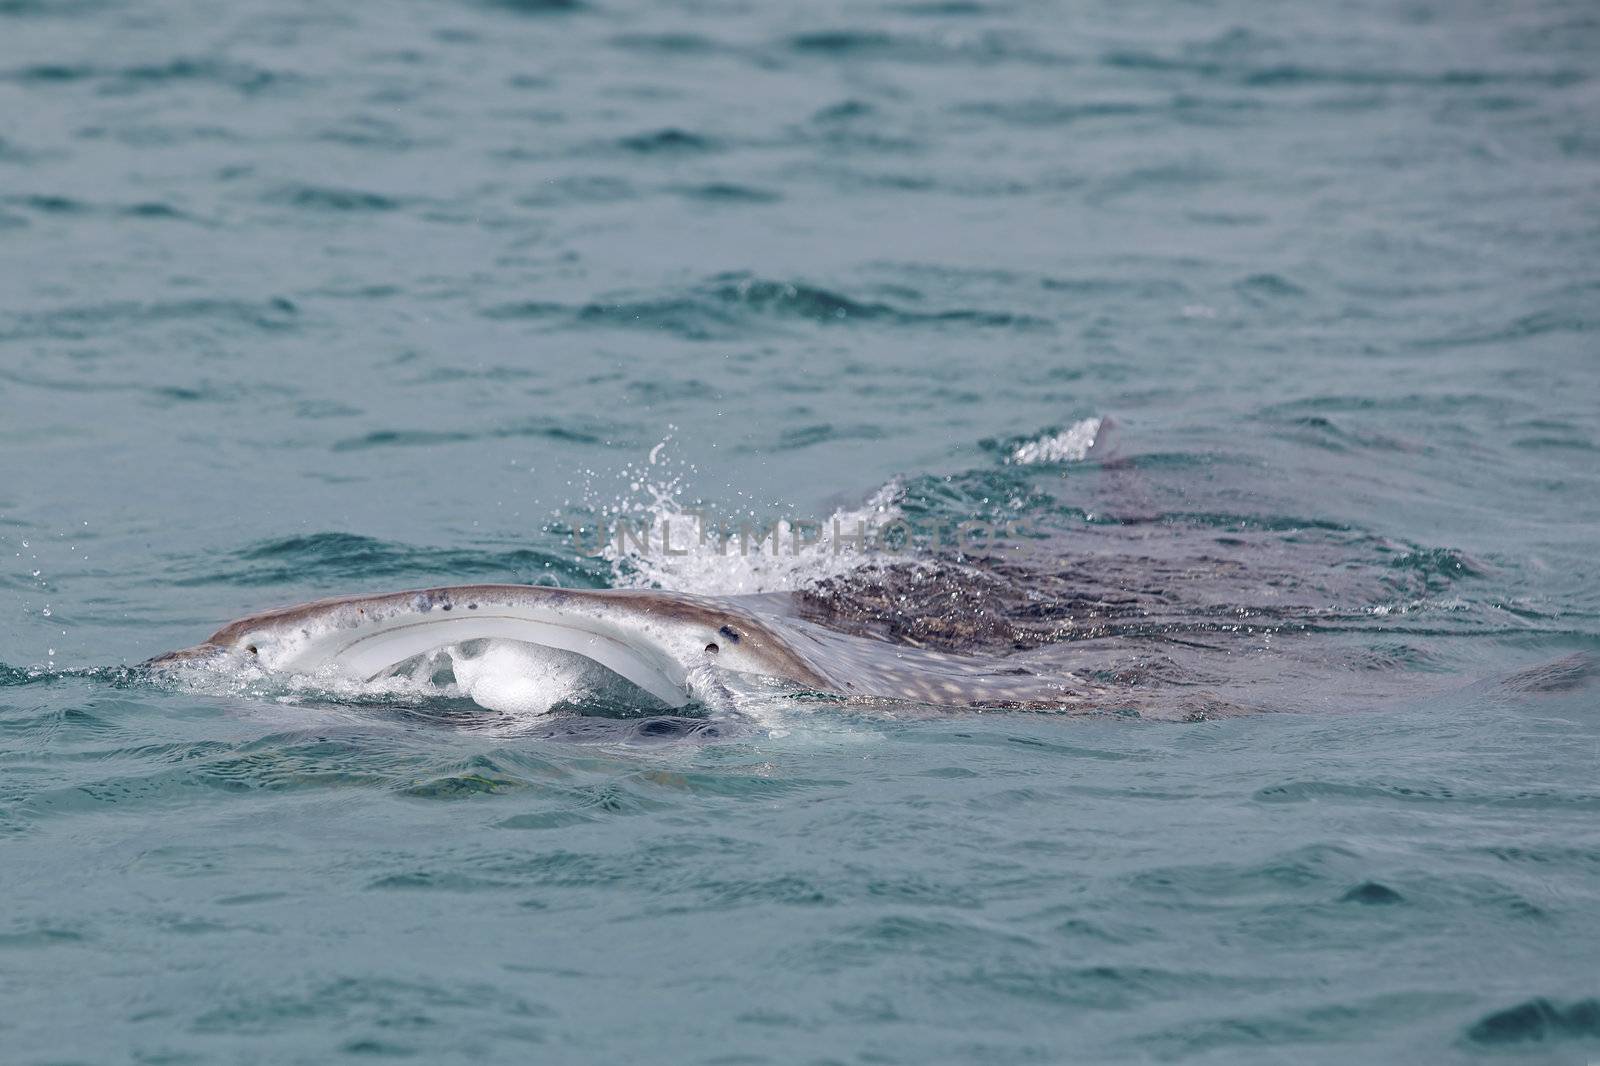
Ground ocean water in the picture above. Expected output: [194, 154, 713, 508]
[3, 0, 1600, 1061]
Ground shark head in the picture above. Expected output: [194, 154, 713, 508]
[149, 583, 833, 709]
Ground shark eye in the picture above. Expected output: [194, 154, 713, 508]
[704, 642, 719, 655]
[246, 645, 258, 655]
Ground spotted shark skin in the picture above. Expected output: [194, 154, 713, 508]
[149, 584, 1091, 710]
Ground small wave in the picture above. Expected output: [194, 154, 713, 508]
[1253, 779, 1600, 811]
[172, 532, 595, 588]
[331, 429, 476, 451]
[0, 298, 297, 342]
[482, 273, 1043, 338]
[1100, 45, 1580, 89]
[675, 183, 781, 204]
[788, 29, 896, 54]
[1234, 272, 1309, 301]
[0, 368, 291, 404]
[330, 419, 607, 452]
[953, 98, 1149, 127]
[1414, 308, 1597, 349]
[314, 116, 418, 151]
[772, 423, 886, 450]
[896, 1, 991, 15]
[1259, 392, 1514, 417]
[1088, 159, 1226, 205]
[1383, 546, 1484, 581]
[813, 99, 875, 123]
[609, 33, 721, 55]
[1135, 990, 1465, 1058]
[617, 128, 719, 154]
[710, 275, 888, 321]
[1496, 654, 1597, 695]
[482, 0, 584, 14]
[1465, 998, 1600, 1046]
[1008, 418, 1104, 464]
[2, 194, 88, 215]
[785, 28, 1064, 67]
[482, 296, 739, 340]
[0, 662, 136, 689]
[0, 0, 107, 13]
[0, 662, 48, 686]
[5, 57, 287, 94]
[515, 175, 636, 206]
[265, 185, 401, 213]
[1340, 880, 1404, 904]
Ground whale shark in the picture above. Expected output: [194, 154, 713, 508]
[149, 583, 1095, 712]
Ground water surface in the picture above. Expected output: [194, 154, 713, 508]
[2, 0, 1599, 1061]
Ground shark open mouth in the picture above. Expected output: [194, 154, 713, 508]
[377, 639, 679, 717]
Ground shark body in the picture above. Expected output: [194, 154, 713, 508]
[150, 583, 1087, 710]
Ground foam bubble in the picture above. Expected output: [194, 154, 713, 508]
[446, 640, 590, 715]
[1009, 417, 1103, 465]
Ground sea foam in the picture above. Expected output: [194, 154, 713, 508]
[1008, 417, 1103, 465]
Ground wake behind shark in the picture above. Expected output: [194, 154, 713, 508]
[149, 583, 1096, 713]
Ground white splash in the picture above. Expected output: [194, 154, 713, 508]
[1009, 417, 1103, 465]
[578, 435, 904, 596]
[604, 483, 904, 596]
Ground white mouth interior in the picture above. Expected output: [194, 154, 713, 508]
[267, 609, 694, 709]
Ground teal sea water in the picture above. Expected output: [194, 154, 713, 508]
[3, 0, 1600, 1061]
